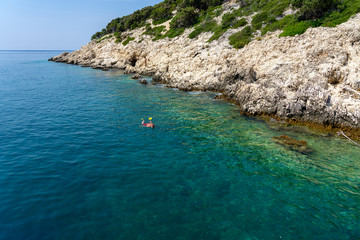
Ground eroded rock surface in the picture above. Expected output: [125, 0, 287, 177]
[49, 14, 360, 129]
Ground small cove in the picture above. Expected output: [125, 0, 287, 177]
[0, 51, 359, 239]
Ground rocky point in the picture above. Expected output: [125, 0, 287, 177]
[49, 13, 360, 132]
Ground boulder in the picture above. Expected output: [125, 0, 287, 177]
[139, 79, 148, 85]
[152, 74, 163, 83]
[131, 74, 141, 79]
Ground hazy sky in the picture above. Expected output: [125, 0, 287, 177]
[0, 0, 162, 50]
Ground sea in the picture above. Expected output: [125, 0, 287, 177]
[0, 50, 359, 240]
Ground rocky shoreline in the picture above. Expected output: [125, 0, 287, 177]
[49, 13, 360, 139]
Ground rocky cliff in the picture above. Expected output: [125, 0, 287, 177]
[49, 13, 360, 132]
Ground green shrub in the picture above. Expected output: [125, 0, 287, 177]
[320, 0, 360, 27]
[185, 3, 223, 40]
[91, 31, 103, 40]
[164, 28, 185, 38]
[229, 26, 254, 49]
[251, 11, 268, 30]
[279, 21, 313, 36]
[188, 19, 217, 39]
[151, 3, 174, 25]
[170, 7, 199, 28]
[291, 0, 338, 20]
[114, 31, 123, 43]
[221, 10, 246, 28]
[261, 15, 295, 35]
[268, 1, 290, 17]
[233, 18, 248, 28]
[179, 0, 223, 10]
[291, 0, 303, 8]
[114, 31, 121, 39]
[232, 7, 245, 18]
[143, 25, 166, 38]
[241, 6, 254, 17]
[153, 26, 167, 36]
[222, 12, 237, 28]
[252, 22, 262, 30]
[208, 25, 228, 41]
[96, 34, 113, 43]
[213, 7, 222, 17]
[208, 12, 248, 41]
[252, 11, 268, 24]
[122, 36, 135, 46]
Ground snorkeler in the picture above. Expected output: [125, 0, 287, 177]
[141, 118, 155, 128]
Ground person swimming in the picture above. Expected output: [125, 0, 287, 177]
[141, 118, 155, 128]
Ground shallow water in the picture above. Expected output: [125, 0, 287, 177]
[0, 50, 359, 240]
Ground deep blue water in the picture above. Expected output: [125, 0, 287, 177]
[0, 50, 359, 240]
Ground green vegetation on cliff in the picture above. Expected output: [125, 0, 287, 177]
[92, 0, 360, 49]
[122, 37, 135, 46]
[91, 0, 223, 41]
[229, 26, 254, 49]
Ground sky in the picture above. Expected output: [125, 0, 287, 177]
[0, 0, 162, 50]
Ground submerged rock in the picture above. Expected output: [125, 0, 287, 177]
[131, 73, 141, 79]
[272, 135, 313, 154]
[139, 79, 148, 85]
[92, 66, 108, 70]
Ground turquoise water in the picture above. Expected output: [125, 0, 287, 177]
[0, 50, 359, 240]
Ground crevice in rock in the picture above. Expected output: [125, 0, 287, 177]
[129, 54, 138, 67]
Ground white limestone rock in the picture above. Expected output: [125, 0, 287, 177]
[49, 14, 360, 129]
